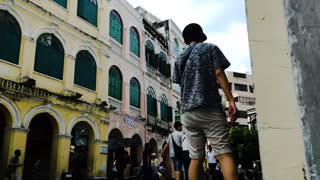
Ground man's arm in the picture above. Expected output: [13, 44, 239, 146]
[215, 67, 237, 121]
[161, 143, 169, 157]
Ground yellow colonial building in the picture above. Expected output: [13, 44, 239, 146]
[0, 0, 112, 179]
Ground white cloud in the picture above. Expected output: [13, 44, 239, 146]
[207, 22, 252, 73]
[127, 0, 252, 73]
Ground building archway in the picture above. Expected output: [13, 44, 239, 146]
[68, 121, 95, 180]
[0, 104, 13, 177]
[130, 134, 143, 177]
[23, 113, 59, 180]
[149, 138, 158, 155]
[107, 128, 123, 178]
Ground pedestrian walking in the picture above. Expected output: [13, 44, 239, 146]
[173, 23, 238, 180]
[5, 149, 22, 180]
[182, 133, 191, 180]
[206, 145, 217, 180]
[161, 121, 184, 180]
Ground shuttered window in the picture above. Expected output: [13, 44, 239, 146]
[0, 10, 21, 65]
[109, 66, 122, 100]
[34, 33, 64, 80]
[130, 27, 140, 57]
[145, 40, 155, 68]
[160, 95, 172, 122]
[147, 87, 157, 116]
[77, 0, 98, 27]
[109, 10, 123, 44]
[130, 78, 140, 108]
[53, 0, 67, 8]
[74, 50, 97, 90]
[158, 52, 166, 75]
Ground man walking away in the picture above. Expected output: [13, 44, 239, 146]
[161, 121, 184, 180]
[173, 23, 238, 180]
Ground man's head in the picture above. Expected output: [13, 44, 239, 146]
[208, 145, 212, 152]
[173, 121, 183, 131]
[14, 149, 21, 157]
[182, 23, 207, 45]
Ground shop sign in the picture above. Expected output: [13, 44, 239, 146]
[100, 146, 108, 154]
[124, 117, 134, 125]
[0, 78, 49, 98]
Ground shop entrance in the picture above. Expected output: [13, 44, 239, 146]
[69, 122, 94, 180]
[23, 113, 58, 180]
[0, 104, 12, 177]
[149, 138, 158, 155]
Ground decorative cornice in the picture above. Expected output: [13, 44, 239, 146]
[6, 127, 29, 133]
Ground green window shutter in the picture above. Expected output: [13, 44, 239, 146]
[0, 10, 21, 65]
[74, 51, 97, 90]
[77, 0, 97, 27]
[130, 28, 140, 57]
[165, 64, 171, 78]
[110, 11, 123, 44]
[108, 66, 122, 100]
[53, 0, 67, 8]
[147, 95, 157, 116]
[34, 34, 65, 80]
[130, 78, 140, 108]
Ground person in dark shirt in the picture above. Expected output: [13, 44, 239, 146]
[173, 23, 238, 180]
[6, 149, 22, 180]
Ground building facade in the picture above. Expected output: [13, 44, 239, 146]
[219, 71, 256, 128]
[0, 0, 183, 179]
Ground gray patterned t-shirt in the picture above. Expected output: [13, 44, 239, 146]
[173, 43, 230, 113]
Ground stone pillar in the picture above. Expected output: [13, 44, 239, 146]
[121, 80, 130, 114]
[88, 141, 107, 179]
[64, 54, 76, 91]
[246, 0, 320, 179]
[5, 128, 28, 180]
[20, 36, 36, 77]
[54, 135, 72, 178]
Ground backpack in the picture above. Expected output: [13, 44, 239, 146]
[171, 134, 183, 159]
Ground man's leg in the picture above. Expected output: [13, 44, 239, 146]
[216, 153, 238, 180]
[188, 158, 204, 180]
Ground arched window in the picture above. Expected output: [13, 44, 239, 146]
[158, 52, 167, 75]
[109, 10, 123, 44]
[53, 0, 67, 8]
[77, 0, 98, 27]
[130, 27, 140, 57]
[145, 40, 155, 68]
[130, 78, 140, 108]
[160, 94, 172, 121]
[74, 50, 97, 90]
[0, 10, 22, 64]
[34, 33, 65, 80]
[109, 66, 122, 100]
[147, 86, 157, 116]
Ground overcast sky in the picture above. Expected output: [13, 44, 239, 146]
[127, 0, 252, 73]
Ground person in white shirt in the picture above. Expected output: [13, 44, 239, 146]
[207, 145, 217, 180]
[161, 122, 184, 180]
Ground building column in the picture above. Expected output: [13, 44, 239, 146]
[68, 0, 78, 20]
[140, 92, 146, 117]
[121, 80, 130, 114]
[53, 135, 72, 178]
[64, 54, 76, 91]
[19, 36, 36, 78]
[88, 141, 108, 179]
[4, 128, 28, 180]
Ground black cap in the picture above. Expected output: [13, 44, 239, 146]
[182, 23, 207, 45]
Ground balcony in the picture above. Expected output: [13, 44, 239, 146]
[130, 106, 141, 117]
[108, 97, 122, 112]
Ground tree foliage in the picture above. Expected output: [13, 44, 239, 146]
[229, 126, 260, 169]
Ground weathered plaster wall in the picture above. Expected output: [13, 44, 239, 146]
[285, 0, 320, 179]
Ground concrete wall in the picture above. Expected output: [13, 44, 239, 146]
[285, 0, 320, 178]
[246, 0, 305, 179]
[247, 0, 320, 179]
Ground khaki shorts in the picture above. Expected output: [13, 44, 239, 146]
[181, 108, 232, 159]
